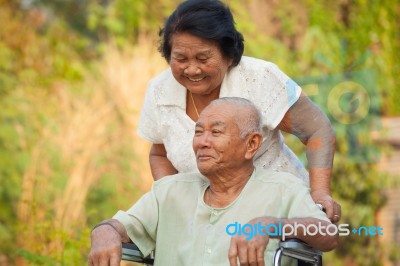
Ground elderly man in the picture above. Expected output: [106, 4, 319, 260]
[88, 97, 337, 266]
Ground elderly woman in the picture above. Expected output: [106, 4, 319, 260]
[138, 0, 340, 222]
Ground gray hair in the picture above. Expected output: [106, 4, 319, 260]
[208, 97, 262, 138]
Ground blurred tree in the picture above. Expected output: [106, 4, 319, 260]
[0, 1, 149, 265]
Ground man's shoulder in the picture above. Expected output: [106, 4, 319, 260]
[251, 168, 308, 189]
[153, 172, 207, 191]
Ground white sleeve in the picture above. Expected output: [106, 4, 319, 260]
[253, 62, 302, 129]
[137, 82, 164, 144]
[113, 190, 159, 257]
[281, 176, 329, 222]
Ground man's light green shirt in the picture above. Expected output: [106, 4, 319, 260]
[113, 168, 329, 266]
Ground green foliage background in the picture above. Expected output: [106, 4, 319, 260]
[0, 0, 399, 265]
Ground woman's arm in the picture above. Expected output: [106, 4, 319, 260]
[278, 92, 341, 222]
[149, 144, 178, 181]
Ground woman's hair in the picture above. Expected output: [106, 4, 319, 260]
[158, 0, 244, 66]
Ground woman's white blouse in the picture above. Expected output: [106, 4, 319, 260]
[138, 56, 309, 184]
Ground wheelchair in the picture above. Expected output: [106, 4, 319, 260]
[273, 239, 322, 266]
[121, 243, 154, 265]
[121, 238, 322, 266]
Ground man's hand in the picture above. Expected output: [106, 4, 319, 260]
[311, 190, 341, 223]
[228, 218, 271, 266]
[88, 225, 122, 266]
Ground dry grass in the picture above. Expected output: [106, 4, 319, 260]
[15, 37, 168, 264]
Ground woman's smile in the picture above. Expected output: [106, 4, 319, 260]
[170, 32, 233, 95]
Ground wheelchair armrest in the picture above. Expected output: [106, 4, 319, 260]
[274, 239, 322, 266]
[121, 243, 154, 265]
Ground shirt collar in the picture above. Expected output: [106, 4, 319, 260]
[154, 68, 187, 109]
[155, 63, 249, 108]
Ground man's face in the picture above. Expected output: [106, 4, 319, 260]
[192, 104, 248, 175]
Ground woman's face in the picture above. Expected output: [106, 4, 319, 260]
[170, 32, 233, 96]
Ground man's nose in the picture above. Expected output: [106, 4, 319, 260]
[197, 132, 211, 148]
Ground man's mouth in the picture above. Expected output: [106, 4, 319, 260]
[197, 154, 213, 160]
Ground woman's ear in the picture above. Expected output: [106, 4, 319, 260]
[226, 57, 234, 69]
[244, 132, 263, 160]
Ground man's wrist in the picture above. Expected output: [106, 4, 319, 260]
[257, 217, 287, 239]
[92, 219, 130, 243]
[92, 222, 120, 233]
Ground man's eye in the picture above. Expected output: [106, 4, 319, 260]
[212, 130, 221, 135]
[195, 130, 203, 135]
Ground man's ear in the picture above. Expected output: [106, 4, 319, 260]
[244, 132, 263, 160]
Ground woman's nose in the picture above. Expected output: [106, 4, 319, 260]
[184, 63, 201, 75]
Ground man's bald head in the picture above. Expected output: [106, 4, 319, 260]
[206, 97, 262, 138]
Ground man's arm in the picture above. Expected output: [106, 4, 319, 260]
[267, 217, 338, 251]
[88, 219, 131, 266]
[228, 217, 338, 266]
